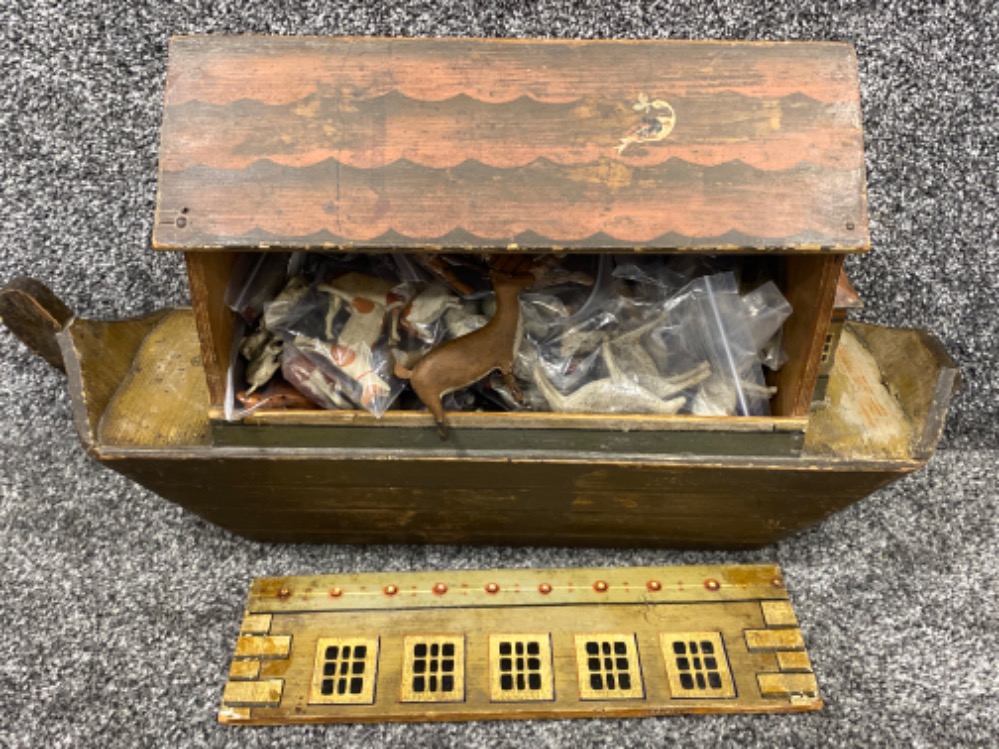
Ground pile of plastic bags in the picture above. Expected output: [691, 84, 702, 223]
[224, 253, 792, 419]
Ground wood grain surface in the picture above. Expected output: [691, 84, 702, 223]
[218, 565, 822, 724]
[46, 302, 956, 548]
[0, 277, 75, 371]
[154, 37, 869, 252]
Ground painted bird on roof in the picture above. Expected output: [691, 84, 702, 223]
[617, 93, 676, 154]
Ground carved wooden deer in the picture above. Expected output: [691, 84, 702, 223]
[395, 270, 534, 438]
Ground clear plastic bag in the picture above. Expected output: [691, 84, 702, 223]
[225, 251, 792, 420]
[225, 318, 317, 420]
[224, 253, 290, 322]
[518, 258, 790, 417]
[264, 268, 413, 417]
[676, 273, 772, 416]
[280, 340, 353, 410]
[741, 280, 793, 370]
[400, 282, 461, 344]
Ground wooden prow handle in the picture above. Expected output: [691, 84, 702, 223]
[0, 277, 75, 372]
[396, 270, 534, 438]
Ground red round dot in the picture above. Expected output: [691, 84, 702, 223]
[329, 587, 343, 598]
[485, 582, 500, 594]
[538, 583, 553, 595]
[704, 579, 721, 591]
[646, 580, 662, 592]
[433, 583, 448, 595]
[593, 580, 609, 593]
[384, 584, 399, 596]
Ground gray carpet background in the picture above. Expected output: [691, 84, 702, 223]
[1, 1, 996, 747]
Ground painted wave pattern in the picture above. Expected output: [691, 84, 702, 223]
[167, 40, 859, 108]
[160, 89, 863, 173]
[155, 155, 867, 248]
[156, 226, 864, 252]
[165, 153, 858, 183]
[167, 89, 848, 115]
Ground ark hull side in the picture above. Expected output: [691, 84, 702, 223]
[1, 280, 957, 549]
[103, 450, 910, 548]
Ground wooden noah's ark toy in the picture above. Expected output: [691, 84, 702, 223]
[2, 37, 958, 549]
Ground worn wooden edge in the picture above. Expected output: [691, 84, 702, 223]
[57, 311, 172, 454]
[775, 255, 845, 416]
[159, 243, 870, 255]
[846, 322, 960, 461]
[245, 564, 789, 614]
[218, 701, 822, 725]
[185, 252, 237, 406]
[234, 409, 808, 434]
[91, 446, 926, 480]
[168, 34, 858, 49]
[0, 277, 76, 371]
[93, 443, 917, 548]
[210, 423, 805, 457]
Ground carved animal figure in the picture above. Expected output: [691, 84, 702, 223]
[402, 282, 462, 342]
[244, 334, 283, 395]
[236, 380, 317, 411]
[532, 340, 686, 415]
[315, 272, 407, 409]
[395, 271, 534, 437]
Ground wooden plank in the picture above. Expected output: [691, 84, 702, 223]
[0, 277, 75, 371]
[219, 706, 252, 721]
[240, 409, 807, 433]
[847, 323, 961, 461]
[230, 409, 808, 456]
[757, 673, 819, 698]
[102, 451, 911, 548]
[776, 651, 813, 673]
[744, 629, 805, 652]
[221, 680, 285, 707]
[234, 635, 293, 659]
[185, 252, 236, 406]
[98, 310, 211, 447]
[229, 661, 261, 681]
[212, 421, 804, 457]
[218, 564, 821, 724]
[804, 328, 913, 459]
[240, 614, 273, 634]
[772, 254, 844, 416]
[761, 601, 799, 628]
[154, 37, 868, 253]
[247, 565, 789, 614]
[57, 312, 170, 451]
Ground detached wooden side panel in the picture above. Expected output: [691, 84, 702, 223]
[218, 564, 821, 724]
[154, 37, 869, 252]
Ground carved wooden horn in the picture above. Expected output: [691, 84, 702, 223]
[0, 277, 75, 372]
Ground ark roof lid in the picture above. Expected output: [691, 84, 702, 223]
[153, 36, 869, 254]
